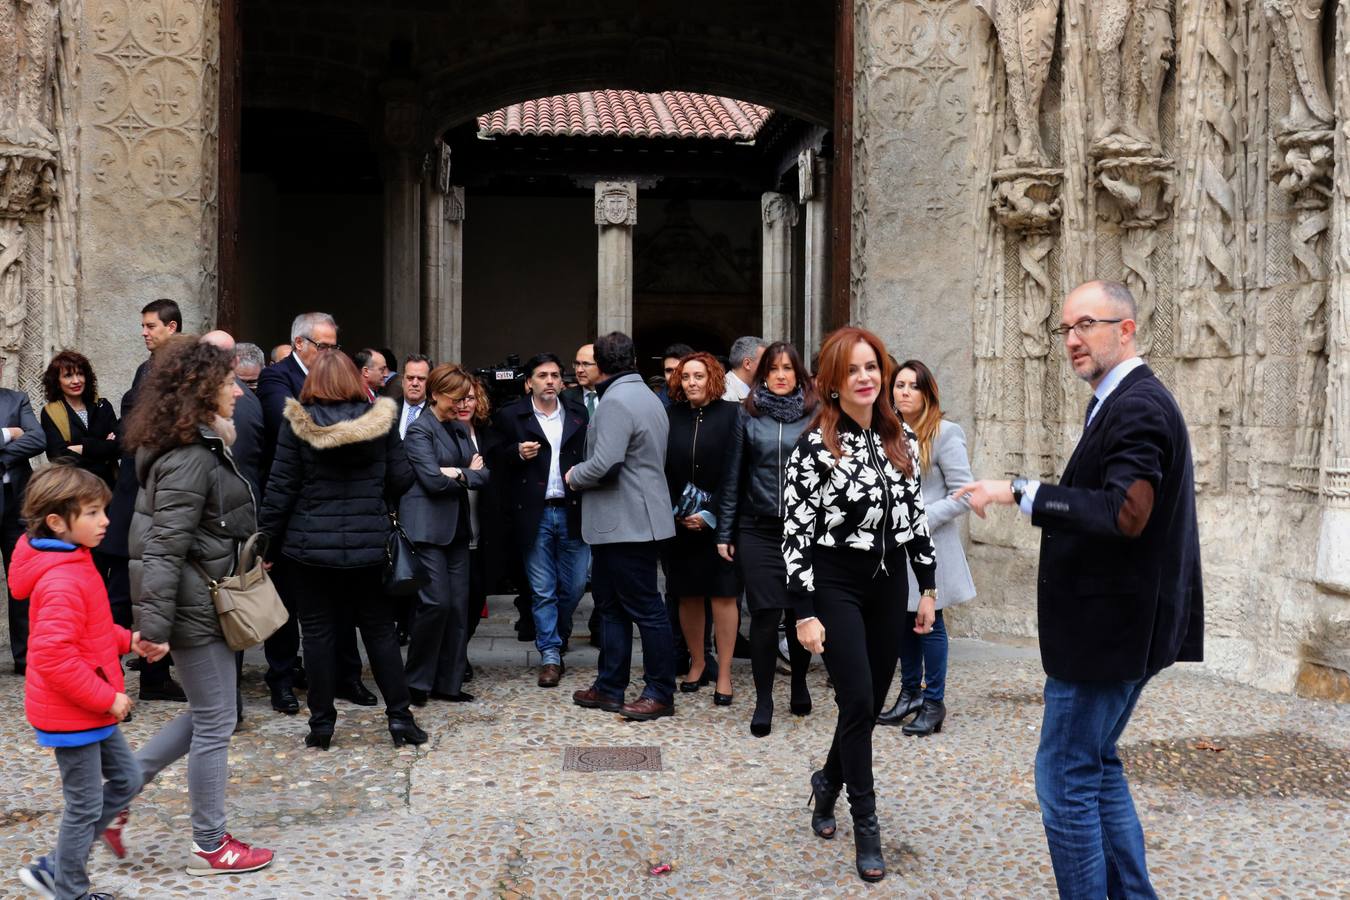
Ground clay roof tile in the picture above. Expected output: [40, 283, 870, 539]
[477, 90, 771, 141]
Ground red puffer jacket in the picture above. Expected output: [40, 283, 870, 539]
[10, 536, 131, 733]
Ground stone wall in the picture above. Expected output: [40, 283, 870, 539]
[857, 0, 1350, 696]
[78, 0, 219, 392]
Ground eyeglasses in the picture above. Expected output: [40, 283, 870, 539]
[451, 396, 478, 406]
[300, 336, 342, 352]
[1049, 318, 1124, 339]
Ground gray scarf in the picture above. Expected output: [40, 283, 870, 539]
[752, 385, 807, 423]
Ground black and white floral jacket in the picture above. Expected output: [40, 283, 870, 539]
[781, 414, 937, 615]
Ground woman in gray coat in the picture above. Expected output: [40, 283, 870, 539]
[124, 339, 274, 875]
[877, 360, 976, 736]
[401, 364, 488, 705]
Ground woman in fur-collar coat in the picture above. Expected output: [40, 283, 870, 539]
[258, 352, 426, 752]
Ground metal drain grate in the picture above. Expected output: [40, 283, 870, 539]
[563, 746, 663, 772]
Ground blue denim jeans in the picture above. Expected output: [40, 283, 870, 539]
[1035, 675, 1156, 900]
[526, 506, 590, 665]
[899, 608, 947, 702]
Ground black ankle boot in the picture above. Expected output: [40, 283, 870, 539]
[304, 731, 332, 751]
[806, 770, 840, 839]
[789, 681, 812, 716]
[902, 699, 947, 736]
[389, 716, 428, 747]
[750, 700, 773, 737]
[877, 688, 922, 726]
[853, 813, 885, 882]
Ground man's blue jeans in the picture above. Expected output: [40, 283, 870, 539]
[1035, 675, 1156, 900]
[526, 506, 590, 666]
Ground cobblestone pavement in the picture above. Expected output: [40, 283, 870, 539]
[1, 595, 1347, 899]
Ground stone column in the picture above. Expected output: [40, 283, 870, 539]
[800, 150, 830, 358]
[422, 181, 465, 366]
[761, 192, 798, 342]
[595, 181, 636, 335]
[383, 151, 421, 357]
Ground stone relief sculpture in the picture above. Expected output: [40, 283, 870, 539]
[975, 0, 1061, 167]
[0, 0, 77, 392]
[1266, 0, 1335, 492]
[594, 182, 637, 226]
[1091, 0, 1175, 152]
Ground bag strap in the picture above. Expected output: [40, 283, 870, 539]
[190, 533, 269, 587]
[44, 401, 72, 444]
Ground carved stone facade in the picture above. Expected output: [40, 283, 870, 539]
[4, 0, 1348, 694]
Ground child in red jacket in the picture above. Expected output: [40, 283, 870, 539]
[12, 465, 166, 899]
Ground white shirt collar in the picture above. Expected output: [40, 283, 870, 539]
[294, 352, 308, 376]
[1091, 356, 1146, 410]
[532, 398, 563, 421]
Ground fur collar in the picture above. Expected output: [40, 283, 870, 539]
[282, 397, 397, 450]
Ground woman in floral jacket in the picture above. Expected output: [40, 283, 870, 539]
[782, 327, 937, 885]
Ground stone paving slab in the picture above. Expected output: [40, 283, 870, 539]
[1, 605, 1347, 898]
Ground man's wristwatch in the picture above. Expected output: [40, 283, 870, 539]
[1010, 477, 1028, 506]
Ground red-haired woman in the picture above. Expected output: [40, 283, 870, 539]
[783, 327, 937, 884]
[664, 352, 742, 702]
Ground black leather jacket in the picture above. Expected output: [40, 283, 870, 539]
[715, 406, 810, 543]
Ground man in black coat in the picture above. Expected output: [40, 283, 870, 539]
[0, 356, 47, 674]
[495, 353, 589, 687]
[254, 312, 376, 713]
[958, 280, 1203, 899]
[202, 331, 263, 499]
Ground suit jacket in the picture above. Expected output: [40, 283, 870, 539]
[230, 376, 265, 501]
[41, 397, 120, 488]
[0, 388, 46, 506]
[256, 353, 307, 476]
[568, 372, 675, 545]
[103, 359, 152, 559]
[560, 385, 595, 417]
[905, 420, 976, 610]
[399, 413, 489, 545]
[495, 396, 588, 552]
[1031, 365, 1204, 682]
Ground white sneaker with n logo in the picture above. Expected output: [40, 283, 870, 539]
[187, 833, 275, 876]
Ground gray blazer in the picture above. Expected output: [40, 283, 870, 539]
[0, 388, 46, 507]
[568, 372, 676, 545]
[907, 419, 976, 610]
[399, 413, 488, 545]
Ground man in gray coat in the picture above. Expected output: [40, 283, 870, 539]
[566, 332, 677, 720]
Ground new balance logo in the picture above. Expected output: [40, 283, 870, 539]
[219, 849, 241, 866]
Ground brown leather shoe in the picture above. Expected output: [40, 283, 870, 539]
[538, 663, 562, 688]
[572, 686, 622, 711]
[620, 696, 674, 721]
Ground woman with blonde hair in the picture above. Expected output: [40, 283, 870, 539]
[877, 359, 976, 735]
[783, 327, 936, 884]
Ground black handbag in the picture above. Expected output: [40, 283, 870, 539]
[384, 513, 430, 596]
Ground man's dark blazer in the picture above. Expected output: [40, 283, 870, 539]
[256, 353, 306, 477]
[1031, 364, 1203, 682]
[104, 358, 153, 559]
[230, 376, 265, 501]
[0, 388, 47, 505]
[494, 396, 588, 553]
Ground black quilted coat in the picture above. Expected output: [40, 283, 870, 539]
[257, 397, 404, 568]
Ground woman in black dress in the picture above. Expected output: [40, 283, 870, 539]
[40, 351, 120, 488]
[716, 341, 817, 736]
[664, 352, 741, 703]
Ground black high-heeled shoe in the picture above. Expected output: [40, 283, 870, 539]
[389, 719, 428, 747]
[304, 731, 332, 751]
[853, 813, 886, 882]
[679, 663, 712, 693]
[806, 770, 839, 839]
[750, 700, 772, 737]
[902, 699, 946, 736]
[877, 688, 923, 726]
[712, 691, 733, 706]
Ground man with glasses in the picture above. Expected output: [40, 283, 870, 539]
[562, 343, 599, 419]
[955, 280, 1203, 899]
[256, 312, 377, 715]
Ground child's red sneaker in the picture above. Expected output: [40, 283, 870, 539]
[186, 834, 274, 875]
[100, 809, 129, 859]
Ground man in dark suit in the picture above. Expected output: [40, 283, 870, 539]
[0, 356, 47, 673]
[496, 353, 589, 687]
[104, 298, 186, 700]
[255, 312, 376, 713]
[202, 331, 263, 499]
[958, 280, 1203, 899]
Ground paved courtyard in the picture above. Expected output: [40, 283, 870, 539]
[2, 594, 1348, 899]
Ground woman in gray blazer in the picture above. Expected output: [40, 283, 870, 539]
[401, 364, 489, 705]
[878, 360, 976, 735]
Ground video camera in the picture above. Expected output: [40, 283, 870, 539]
[472, 354, 527, 408]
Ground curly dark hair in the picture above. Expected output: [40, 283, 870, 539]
[123, 337, 234, 455]
[43, 351, 98, 406]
